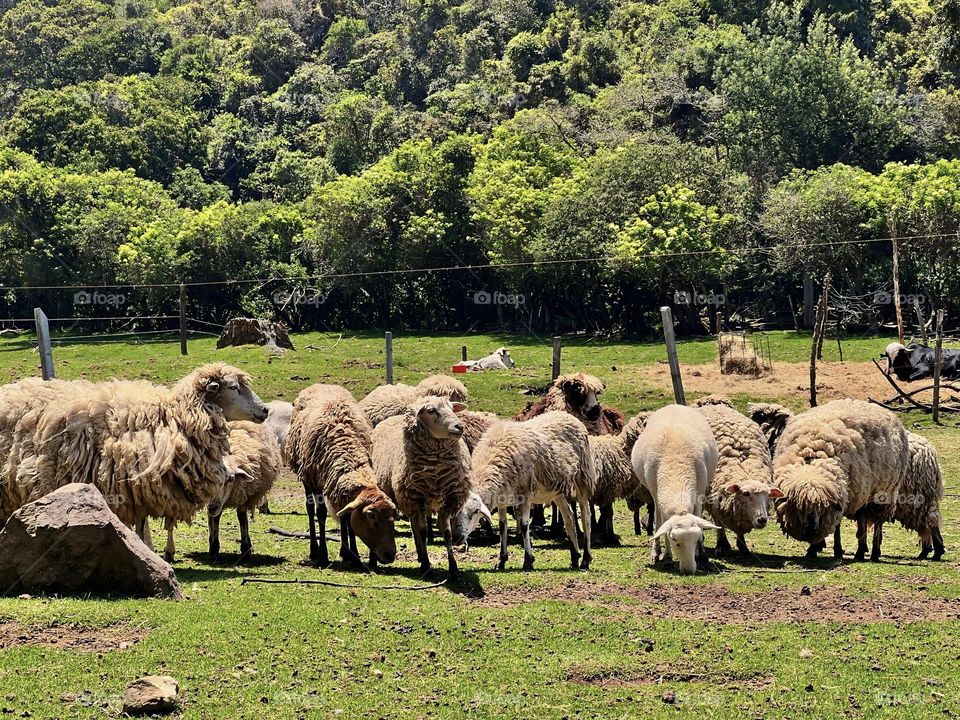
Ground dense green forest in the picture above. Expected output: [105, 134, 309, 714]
[2, 0, 960, 333]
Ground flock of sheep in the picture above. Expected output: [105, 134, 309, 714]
[0, 360, 946, 578]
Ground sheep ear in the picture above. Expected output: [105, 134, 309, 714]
[652, 517, 674, 540]
[724, 483, 741, 495]
[205, 380, 220, 394]
[479, 502, 493, 523]
[451, 402, 467, 413]
[337, 496, 366, 518]
[693, 517, 721, 531]
[769, 487, 785, 499]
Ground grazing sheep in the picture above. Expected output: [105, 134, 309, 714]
[371, 397, 471, 577]
[589, 413, 649, 545]
[287, 383, 397, 568]
[207, 420, 283, 562]
[514, 372, 624, 435]
[458, 410, 499, 453]
[460, 347, 515, 371]
[0, 364, 268, 562]
[694, 398, 782, 556]
[748, 402, 793, 455]
[631, 404, 720, 575]
[455, 411, 596, 570]
[257, 400, 293, 514]
[359, 375, 468, 427]
[895, 433, 945, 560]
[773, 399, 908, 561]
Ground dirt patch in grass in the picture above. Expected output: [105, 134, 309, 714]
[470, 580, 960, 624]
[567, 664, 775, 689]
[638, 361, 904, 404]
[0, 621, 147, 652]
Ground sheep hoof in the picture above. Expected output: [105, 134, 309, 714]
[522, 558, 535, 572]
[870, 552, 881, 563]
[853, 551, 866, 562]
[164, 552, 175, 563]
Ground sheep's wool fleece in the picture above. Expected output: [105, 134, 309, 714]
[471, 411, 596, 508]
[222, 421, 283, 512]
[288, 383, 380, 513]
[415, 375, 468, 403]
[458, 410, 498, 453]
[894, 432, 943, 533]
[371, 412, 471, 518]
[359, 384, 418, 427]
[0, 364, 243, 526]
[774, 399, 908, 539]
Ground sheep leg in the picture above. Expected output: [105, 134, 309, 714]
[854, 517, 868, 561]
[208, 510, 221, 562]
[163, 521, 176, 563]
[650, 506, 661, 565]
[833, 525, 844, 560]
[439, 512, 461, 579]
[425, 515, 434, 545]
[578, 492, 592, 570]
[237, 508, 252, 560]
[633, 507, 642, 535]
[531, 504, 546, 530]
[259, 497, 271, 515]
[517, 504, 535, 571]
[555, 498, 581, 570]
[306, 493, 327, 567]
[735, 534, 750, 556]
[932, 526, 945, 560]
[715, 528, 732, 557]
[137, 519, 154, 551]
[645, 503, 654, 536]
[339, 516, 364, 568]
[411, 513, 431, 573]
[870, 522, 883, 562]
[805, 539, 826, 558]
[497, 506, 509, 570]
[599, 504, 619, 546]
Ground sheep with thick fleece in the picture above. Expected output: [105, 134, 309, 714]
[514, 372, 624, 435]
[359, 375, 468, 427]
[371, 397, 471, 577]
[0, 364, 268, 560]
[207, 420, 283, 561]
[287, 383, 397, 568]
[631, 404, 720, 575]
[773, 399, 908, 561]
[748, 402, 793, 455]
[455, 411, 596, 570]
[694, 397, 782, 556]
[895, 433, 945, 560]
[589, 413, 649, 545]
[458, 410, 499, 452]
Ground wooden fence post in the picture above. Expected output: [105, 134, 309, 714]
[179, 283, 188, 356]
[551, 336, 561, 380]
[385, 332, 394, 384]
[461, 345, 467, 362]
[660, 306, 685, 405]
[33, 308, 54, 380]
[891, 235, 904, 344]
[933, 309, 944, 425]
[914, 298, 928, 345]
[809, 298, 828, 407]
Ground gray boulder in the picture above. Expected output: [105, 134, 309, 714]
[123, 675, 180, 715]
[0, 484, 181, 598]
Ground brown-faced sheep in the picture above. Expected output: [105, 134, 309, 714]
[455, 411, 596, 570]
[748, 402, 793, 455]
[207, 420, 283, 562]
[359, 375, 468, 427]
[631, 404, 720, 575]
[513, 373, 624, 435]
[589, 413, 649, 545]
[694, 397, 782, 556]
[773, 399, 908, 562]
[0, 364, 268, 559]
[371, 397, 471, 577]
[287, 383, 397, 568]
[896, 433, 945, 560]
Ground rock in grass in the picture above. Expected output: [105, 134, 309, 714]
[122, 676, 179, 715]
[0, 484, 181, 599]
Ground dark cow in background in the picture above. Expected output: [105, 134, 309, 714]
[883, 342, 960, 382]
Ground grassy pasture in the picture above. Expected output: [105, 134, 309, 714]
[0, 330, 958, 719]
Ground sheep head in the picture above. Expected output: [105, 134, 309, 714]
[452, 490, 493, 547]
[653, 514, 719, 575]
[337, 482, 398, 564]
[495, 347, 516, 368]
[722, 479, 784, 530]
[180, 363, 269, 423]
[557, 373, 605, 422]
[774, 461, 847, 544]
[413, 396, 466, 440]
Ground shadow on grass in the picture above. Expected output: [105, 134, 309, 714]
[182, 551, 287, 569]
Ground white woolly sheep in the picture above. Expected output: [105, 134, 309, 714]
[460, 347, 515, 371]
[287, 383, 398, 568]
[631, 404, 720, 575]
[589, 413, 649, 545]
[773, 399, 908, 561]
[359, 375, 468, 427]
[371, 396, 471, 577]
[694, 397, 782, 556]
[207, 420, 283, 562]
[0, 364, 268, 561]
[748, 402, 793, 455]
[455, 411, 596, 570]
[895, 433, 945, 560]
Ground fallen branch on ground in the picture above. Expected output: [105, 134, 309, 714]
[240, 577, 448, 590]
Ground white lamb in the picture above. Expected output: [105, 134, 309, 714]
[631, 404, 720, 575]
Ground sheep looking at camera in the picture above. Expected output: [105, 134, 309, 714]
[513, 372, 623, 435]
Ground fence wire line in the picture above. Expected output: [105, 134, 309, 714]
[1, 314, 180, 323]
[6, 329, 219, 343]
[2, 232, 959, 293]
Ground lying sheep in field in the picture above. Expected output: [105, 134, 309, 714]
[694, 397, 782, 556]
[748, 402, 793, 455]
[459, 347, 515, 371]
[372, 397, 471, 577]
[773, 399, 908, 561]
[207, 420, 283, 562]
[514, 372, 624, 435]
[359, 375, 468, 427]
[0, 364, 268, 560]
[589, 413, 648, 545]
[631, 404, 719, 575]
[896, 433, 945, 560]
[258, 400, 294, 514]
[288, 383, 397, 568]
[455, 411, 596, 570]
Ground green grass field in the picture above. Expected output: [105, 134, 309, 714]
[0, 330, 958, 719]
